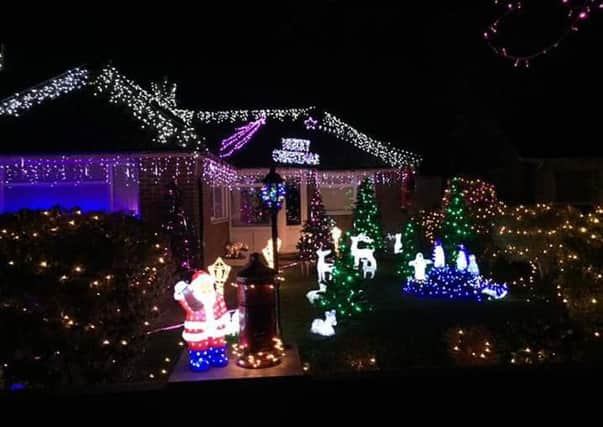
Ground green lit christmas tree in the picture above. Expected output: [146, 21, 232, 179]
[440, 177, 473, 261]
[396, 219, 420, 278]
[315, 231, 370, 320]
[353, 177, 385, 251]
[297, 186, 334, 262]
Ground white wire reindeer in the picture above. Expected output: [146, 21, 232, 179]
[310, 309, 337, 337]
[360, 258, 377, 279]
[306, 282, 327, 304]
[224, 309, 240, 336]
[350, 233, 377, 278]
[316, 248, 334, 283]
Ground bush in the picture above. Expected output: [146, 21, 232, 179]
[0, 207, 177, 389]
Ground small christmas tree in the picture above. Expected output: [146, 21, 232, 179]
[164, 181, 195, 271]
[315, 232, 370, 320]
[440, 177, 473, 261]
[441, 177, 504, 236]
[297, 186, 334, 262]
[396, 219, 420, 278]
[353, 177, 385, 251]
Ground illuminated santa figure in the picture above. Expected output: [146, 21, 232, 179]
[174, 270, 230, 372]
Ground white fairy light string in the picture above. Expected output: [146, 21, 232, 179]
[94, 66, 204, 149]
[0, 153, 237, 187]
[317, 112, 421, 169]
[196, 107, 314, 124]
[0, 67, 89, 117]
[0, 64, 420, 172]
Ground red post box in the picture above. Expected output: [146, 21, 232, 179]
[233, 253, 284, 368]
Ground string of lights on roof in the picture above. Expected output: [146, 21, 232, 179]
[202, 157, 238, 187]
[485, 0, 603, 67]
[150, 79, 178, 109]
[0, 64, 420, 169]
[0, 153, 237, 187]
[316, 111, 421, 169]
[196, 107, 314, 124]
[236, 167, 412, 187]
[0, 67, 89, 117]
[0, 154, 405, 189]
[94, 66, 204, 149]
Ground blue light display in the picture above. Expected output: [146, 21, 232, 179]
[260, 182, 286, 210]
[403, 267, 508, 302]
[9, 383, 26, 391]
[188, 346, 228, 372]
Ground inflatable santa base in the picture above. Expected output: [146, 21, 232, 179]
[174, 270, 231, 372]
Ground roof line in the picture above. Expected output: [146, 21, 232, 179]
[0, 66, 89, 117]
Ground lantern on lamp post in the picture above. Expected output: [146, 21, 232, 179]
[260, 165, 285, 336]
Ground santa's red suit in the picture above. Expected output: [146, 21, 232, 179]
[174, 270, 229, 370]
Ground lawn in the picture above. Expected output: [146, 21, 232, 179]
[277, 256, 573, 374]
[2, 210, 598, 391]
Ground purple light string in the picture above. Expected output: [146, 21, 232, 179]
[219, 116, 266, 158]
[484, 0, 603, 67]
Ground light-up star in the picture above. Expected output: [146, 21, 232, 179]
[304, 116, 318, 130]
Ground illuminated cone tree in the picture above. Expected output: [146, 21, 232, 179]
[440, 177, 473, 261]
[315, 232, 370, 320]
[353, 177, 385, 251]
[396, 219, 421, 279]
[297, 186, 334, 262]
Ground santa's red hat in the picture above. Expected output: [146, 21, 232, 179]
[192, 270, 209, 282]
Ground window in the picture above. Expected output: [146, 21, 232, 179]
[231, 186, 269, 227]
[0, 163, 140, 215]
[320, 185, 356, 215]
[211, 186, 228, 222]
[285, 183, 301, 225]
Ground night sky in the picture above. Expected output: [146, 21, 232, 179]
[1, 3, 602, 174]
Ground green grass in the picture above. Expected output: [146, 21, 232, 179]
[143, 257, 584, 380]
[279, 257, 567, 374]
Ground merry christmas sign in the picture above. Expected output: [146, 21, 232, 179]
[272, 138, 320, 166]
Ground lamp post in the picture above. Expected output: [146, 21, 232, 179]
[260, 166, 286, 337]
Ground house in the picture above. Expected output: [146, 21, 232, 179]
[0, 65, 420, 265]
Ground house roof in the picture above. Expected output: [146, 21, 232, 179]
[0, 65, 420, 171]
[0, 66, 205, 154]
[198, 109, 420, 170]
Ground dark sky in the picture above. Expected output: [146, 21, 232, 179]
[1, 3, 602, 173]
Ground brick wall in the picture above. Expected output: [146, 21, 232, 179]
[200, 182, 230, 266]
[138, 155, 203, 268]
